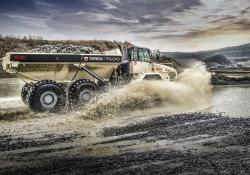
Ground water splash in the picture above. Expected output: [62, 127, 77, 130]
[81, 62, 212, 119]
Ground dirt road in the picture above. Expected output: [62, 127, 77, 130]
[0, 109, 249, 175]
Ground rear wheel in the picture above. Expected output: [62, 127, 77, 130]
[68, 79, 99, 109]
[28, 80, 66, 112]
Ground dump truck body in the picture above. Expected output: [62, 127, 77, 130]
[2, 46, 178, 112]
[3, 51, 122, 82]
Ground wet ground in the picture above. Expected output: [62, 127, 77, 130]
[0, 111, 249, 175]
[0, 78, 249, 174]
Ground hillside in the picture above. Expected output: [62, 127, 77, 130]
[162, 43, 250, 65]
[0, 36, 131, 59]
[203, 55, 231, 64]
[158, 55, 183, 71]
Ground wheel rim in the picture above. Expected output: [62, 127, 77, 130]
[40, 91, 58, 108]
[79, 89, 93, 104]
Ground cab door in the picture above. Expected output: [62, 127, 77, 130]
[129, 48, 152, 75]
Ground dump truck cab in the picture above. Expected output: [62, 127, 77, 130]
[119, 46, 177, 81]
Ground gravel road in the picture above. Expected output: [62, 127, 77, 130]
[0, 110, 249, 175]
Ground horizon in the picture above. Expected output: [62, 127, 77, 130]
[1, 34, 250, 53]
[0, 0, 250, 52]
[2, 34, 250, 53]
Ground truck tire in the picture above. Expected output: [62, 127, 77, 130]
[68, 79, 99, 109]
[21, 83, 32, 105]
[28, 80, 66, 112]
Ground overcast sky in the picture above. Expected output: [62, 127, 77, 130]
[0, 0, 250, 52]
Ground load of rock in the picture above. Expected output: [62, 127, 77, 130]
[29, 44, 101, 54]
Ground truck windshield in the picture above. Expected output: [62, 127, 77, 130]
[133, 48, 138, 61]
[138, 49, 144, 61]
[143, 50, 151, 62]
[126, 48, 139, 61]
[138, 49, 151, 62]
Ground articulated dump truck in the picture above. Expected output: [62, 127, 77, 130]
[2, 46, 177, 112]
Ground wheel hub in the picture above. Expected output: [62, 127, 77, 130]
[79, 90, 93, 104]
[40, 91, 58, 108]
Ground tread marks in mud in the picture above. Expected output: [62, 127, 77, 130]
[28, 80, 66, 112]
[68, 79, 99, 109]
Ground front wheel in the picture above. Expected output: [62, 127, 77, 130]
[68, 79, 99, 109]
[28, 80, 66, 112]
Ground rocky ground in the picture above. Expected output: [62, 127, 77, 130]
[0, 110, 249, 175]
[211, 74, 250, 85]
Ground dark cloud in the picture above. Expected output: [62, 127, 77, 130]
[0, 0, 202, 23]
[42, 0, 106, 13]
[0, 0, 202, 29]
[102, 0, 202, 24]
[151, 31, 206, 40]
[138, 16, 173, 24]
[0, 0, 38, 13]
[209, 15, 237, 24]
[171, 0, 201, 12]
[232, 20, 250, 31]
[151, 19, 250, 41]
[240, 7, 250, 15]
[0, 0, 249, 51]
[138, 17, 151, 24]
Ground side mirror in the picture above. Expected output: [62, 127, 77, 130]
[150, 49, 160, 61]
[156, 49, 160, 61]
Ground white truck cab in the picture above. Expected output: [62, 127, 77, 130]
[121, 46, 178, 81]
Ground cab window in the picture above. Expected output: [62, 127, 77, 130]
[143, 50, 151, 62]
[126, 49, 132, 61]
[133, 48, 138, 61]
[138, 49, 144, 61]
[123, 48, 128, 60]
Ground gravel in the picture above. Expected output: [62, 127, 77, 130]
[29, 44, 101, 54]
[0, 112, 249, 175]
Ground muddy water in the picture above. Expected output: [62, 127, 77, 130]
[1, 80, 249, 117]
[81, 63, 212, 119]
[209, 85, 250, 117]
[0, 78, 25, 108]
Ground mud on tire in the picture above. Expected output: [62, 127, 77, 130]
[28, 80, 66, 112]
[21, 83, 33, 105]
[68, 79, 99, 109]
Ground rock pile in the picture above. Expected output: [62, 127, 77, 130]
[29, 44, 101, 54]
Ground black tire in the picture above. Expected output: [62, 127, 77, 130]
[28, 80, 66, 113]
[21, 83, 31, 105]
[68, 79, 99, 109]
